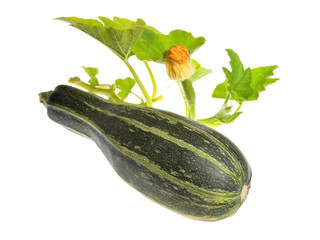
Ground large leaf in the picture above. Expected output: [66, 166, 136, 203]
[98, 16, 145, 30]
[56, 17, 145, 60]
[131, 25, 168, 62]
[133, 28, 205, 63]
[168, 30, 206, 55]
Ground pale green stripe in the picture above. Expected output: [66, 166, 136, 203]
[107, 135, 240, 201]
[96, 109, 240, 182]
[136, 107, 244, 179]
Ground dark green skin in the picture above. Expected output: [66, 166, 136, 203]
[42, 85, 252, 221]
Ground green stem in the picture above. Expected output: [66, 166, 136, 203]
[124, 60, 153, 107]
[223, 93, 231, 106]
[143, 61, 157, 99]
[235, 102, 243, 113]
[131, 92, 145, 103]
[68, 77, 126, 104]
[178, 79, 196, 120]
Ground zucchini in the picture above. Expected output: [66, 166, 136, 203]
[39, 85, 252, 221]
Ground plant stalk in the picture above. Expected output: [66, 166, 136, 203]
[178, 79, 196, 120]
[143, 61, 157, 100]
[68, 77, 125, 104]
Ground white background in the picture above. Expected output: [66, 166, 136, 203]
[1, 0, 320, 239]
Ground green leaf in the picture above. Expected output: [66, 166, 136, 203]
[132, 25, 168, 62]
[212, 49, 279, 103]
[212, 81, 228, 99]
[82, 66, 99, 86]
[98, 16, 145, 30]
[56, 17, 145, 60]
[82, 66, 98, 77]
[133, 28, 205, 63]
[224, 49, 254, 103]
[88, 77, 99, 86]
[249, 65, 279, 100]
[168, 30, 205, 55]
[222, 67, 232, 80]
[115, 77, 136, 100]
[189, 59, 212, 82]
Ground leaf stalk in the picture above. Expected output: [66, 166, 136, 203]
[143, 61, 158, 99]
[124, 60, 153, 107]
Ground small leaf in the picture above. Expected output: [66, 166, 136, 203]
[214, 111, 242, 125]
[198, 104, 242, 128]
[88, 77, 98, 86]
[115, 77, 136, 100]
[82, 66, 98, 77]
[82, 66, 99, 86]
[189, 59, 212, 82]
[56, 17, 145, 60]
[213, 104, 242, 125]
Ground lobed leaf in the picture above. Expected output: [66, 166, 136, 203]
[212, 49, 279, 103]
[56, 17, 144, 60]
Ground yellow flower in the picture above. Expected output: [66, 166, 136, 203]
[166, 45, 195, 81]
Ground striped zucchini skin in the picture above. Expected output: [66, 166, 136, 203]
[40, 85, 252, 221]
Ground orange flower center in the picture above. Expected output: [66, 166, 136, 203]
[168, 45, 190, 63]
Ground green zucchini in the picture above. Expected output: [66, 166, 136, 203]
[39, 85, 251, 221]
